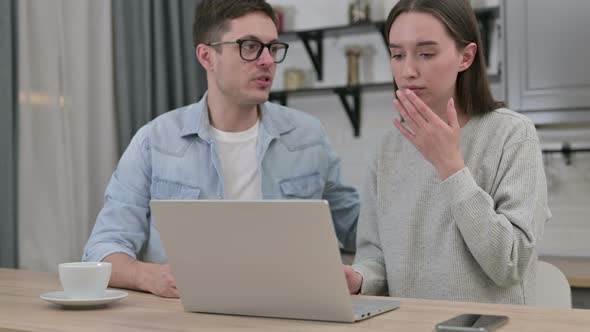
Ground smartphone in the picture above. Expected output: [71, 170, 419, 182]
[435, 313, 508, 332]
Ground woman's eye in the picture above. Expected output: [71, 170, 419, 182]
[391, 54, 403, 60]
[419, 53, 434, 59]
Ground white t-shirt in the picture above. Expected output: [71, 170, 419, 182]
[210, 121, 262, 200]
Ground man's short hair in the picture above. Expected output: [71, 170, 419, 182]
[193, 0, 277, 47]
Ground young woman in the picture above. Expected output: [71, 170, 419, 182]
[344, 0, 551, 305]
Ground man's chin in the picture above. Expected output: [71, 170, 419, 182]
[247, 91, 270, 105]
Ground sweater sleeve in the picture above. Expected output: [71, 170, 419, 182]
[440, 138, 550, 287]
[352, 152, 388, 296]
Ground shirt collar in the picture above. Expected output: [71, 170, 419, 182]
[180, 92, 296, 142]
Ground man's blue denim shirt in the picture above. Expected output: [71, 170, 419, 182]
[83, 94, 359, 263]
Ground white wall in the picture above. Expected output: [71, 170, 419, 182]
[268, 0, 590, 257]
[537, 128, 590, 256]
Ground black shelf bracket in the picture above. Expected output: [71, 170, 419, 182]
[269, 88, 361, 137]
[297, 30, 324, 81]
[269, 92, 288, 106]
[374, 21, 388, 48]
[334, 87, 361, 137]
[541, 142, 590, 166]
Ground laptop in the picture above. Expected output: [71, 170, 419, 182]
[150, 199, 400, 323]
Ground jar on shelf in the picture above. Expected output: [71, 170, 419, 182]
[345, 47, 363, 86]
[273, 6, 285, 33]
[349, 0, 371, 25]
[284, 68, 305, 90]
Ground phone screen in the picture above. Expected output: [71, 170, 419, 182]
[436, 314, 508, 331]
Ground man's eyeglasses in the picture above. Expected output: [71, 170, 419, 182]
[206, 39, 289, 63]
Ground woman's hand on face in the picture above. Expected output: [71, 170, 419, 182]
[393, 89, 465, 181]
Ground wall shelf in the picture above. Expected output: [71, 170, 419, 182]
[274, 7, 501, 137]
[280, 22, 386, 81]
[270, 82, 393, 137]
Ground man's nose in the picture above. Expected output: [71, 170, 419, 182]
[257, 47, 274, 66]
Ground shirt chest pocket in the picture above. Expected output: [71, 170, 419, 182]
[151, 178, 201, 200]
[279, 172, 323, 198]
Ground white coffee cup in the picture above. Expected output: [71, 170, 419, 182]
[58, 262, 112, 299]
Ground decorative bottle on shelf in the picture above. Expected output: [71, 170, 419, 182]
[345, 47, 362, 86]
[348, 0, 371, 25]
[284, 68, 305, 90]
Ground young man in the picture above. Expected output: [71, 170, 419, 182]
[83, 0, 359, 298]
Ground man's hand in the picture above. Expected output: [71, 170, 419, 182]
[343, 265, 363, 294]
[393, 89, 465, 181]
[103, 253, 179, 298]
[138, 263, 179, 298]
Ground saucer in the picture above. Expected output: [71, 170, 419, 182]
[40, 290, 128, 307]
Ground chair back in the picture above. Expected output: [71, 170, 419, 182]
[536, 260, 572, 308]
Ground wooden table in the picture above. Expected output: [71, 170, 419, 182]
[1, 268, 589, 332]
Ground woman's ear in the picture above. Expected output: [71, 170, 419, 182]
[458, 42, 477, 72]
[196, 44, 214, 71]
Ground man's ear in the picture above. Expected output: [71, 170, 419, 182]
[196, 44, 214, 71]
[458, 42, 477, 72]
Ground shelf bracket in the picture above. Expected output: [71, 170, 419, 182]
[268, 92, 288, 106]
[374, 22, 388, 48]
[562, 142, 572, 166]
[334, 87, 361, 137]
[297, 31, 324, 81]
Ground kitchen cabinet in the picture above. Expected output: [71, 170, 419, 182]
[506, 0, 590, 112]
